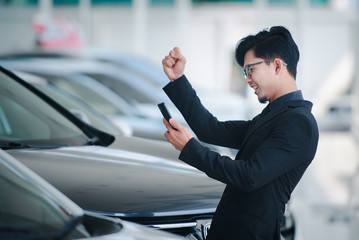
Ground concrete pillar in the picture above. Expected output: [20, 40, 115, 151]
[38, 0, 53, 18]
[255, 0, 268, 29]
[79, 0, 92, 45]
[133, 0, 149, 56]
[352, 0, 359, 142]
[174, 0, 191, 48]
[213, 16, 232, 92]
[295, 0, 308, 94]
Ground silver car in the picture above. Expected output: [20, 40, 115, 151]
[0, 58, 182, 141]
[10, 68, 235, 157]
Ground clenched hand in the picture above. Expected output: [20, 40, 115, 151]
[162, 47, 186, 82]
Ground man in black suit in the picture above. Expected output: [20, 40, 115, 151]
[161, 26, 319, 240]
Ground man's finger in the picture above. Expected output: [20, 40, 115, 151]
[163, 118, 179, 131]
[169, 118, 181, 130]
[164, 129, 170, 140]
[162, 56, 175, 67]
[163, 118, 174, 131]
[172, 47, 181, 58]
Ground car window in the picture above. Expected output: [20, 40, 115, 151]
[86, 73, 155, 104]
[0, 71, 88, 146]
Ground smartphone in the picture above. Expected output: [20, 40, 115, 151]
[157, 102, 177, 130]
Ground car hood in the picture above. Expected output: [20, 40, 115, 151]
[7, 146, 224, 217]
[110, 129, 236, 159]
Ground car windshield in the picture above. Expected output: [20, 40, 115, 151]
[0, 150, 89, 239]
[34, 83, 123, 135]
[38, 73, 130, 116]
[0, 69, 88, 146]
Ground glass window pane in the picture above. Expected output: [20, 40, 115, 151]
[0, 0, 38, 5]
[269, 0, 294, 4]
[91, 0, 131, 5]
[53, 0, 79, 5]
[151, 0, 174, 5]
[192, 0, 252, 3]
[310, 0, 328, 5]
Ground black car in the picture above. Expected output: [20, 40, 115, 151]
[0, 149, 185, 240]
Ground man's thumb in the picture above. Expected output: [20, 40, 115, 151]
[172, 47, 185, 61]
[169, 118, 180, 129]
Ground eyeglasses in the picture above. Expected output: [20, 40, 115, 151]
[243, 59, 288, 79]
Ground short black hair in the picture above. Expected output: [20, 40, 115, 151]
[235, 26, 300, 79]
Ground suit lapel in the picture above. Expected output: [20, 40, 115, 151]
[239, 100, 313, 151]
[240, 105, 289, 147]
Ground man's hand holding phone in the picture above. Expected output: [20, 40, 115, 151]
[158, 102, 193, 151]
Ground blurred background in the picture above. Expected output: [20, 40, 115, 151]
[1, 0, 359, 239]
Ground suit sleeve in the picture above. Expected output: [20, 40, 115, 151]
[179, 110, 318, 192]
[163, 75, 249, 149]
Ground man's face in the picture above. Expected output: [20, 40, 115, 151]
[243, 49, 277, 103]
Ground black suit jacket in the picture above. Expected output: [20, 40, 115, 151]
[163, 75, 319, 240]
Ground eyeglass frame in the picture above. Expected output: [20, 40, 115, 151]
[243, 59, 288, 79]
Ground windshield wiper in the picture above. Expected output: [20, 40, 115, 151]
[0, 142, 68, 150]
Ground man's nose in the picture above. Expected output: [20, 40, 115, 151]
[245, 76, 251, 84]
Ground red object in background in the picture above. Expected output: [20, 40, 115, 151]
[32, 14, 86, 49]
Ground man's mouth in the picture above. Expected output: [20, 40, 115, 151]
[250, 84, 258, 92]
[250, 84, 258, 95]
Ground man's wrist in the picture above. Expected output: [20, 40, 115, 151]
[172, 74, 185, 82]
[179, 138, 197, 160]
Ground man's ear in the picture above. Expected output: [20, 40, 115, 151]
[273, 58, 283, 75]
